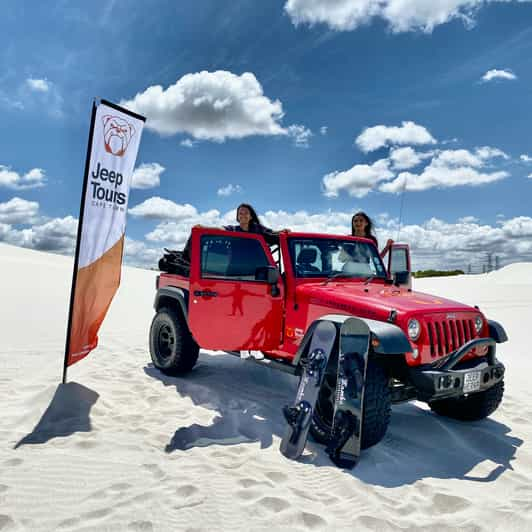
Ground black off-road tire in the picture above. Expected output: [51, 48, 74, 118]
[149, 307, 199, 375]
[310, 359, 391, 450]
[429, 380, 504, 421]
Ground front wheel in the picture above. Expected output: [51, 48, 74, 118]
[149, 307, 199, 375]
[310, 359, 391, 450]
[429, 380, 504, 421]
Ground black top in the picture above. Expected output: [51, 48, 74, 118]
[366, 234, 378, 247]
[224, 222, 278, 245]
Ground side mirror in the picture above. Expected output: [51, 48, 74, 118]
[255, 265, 279, 284]
[393, 270, 411, 287]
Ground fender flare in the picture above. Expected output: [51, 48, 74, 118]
[488, 319, 508, 343]
[154, 286, 189, 323]
[294, 314, 411, 366]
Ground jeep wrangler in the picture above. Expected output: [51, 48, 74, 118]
[149, 227, 506, 452]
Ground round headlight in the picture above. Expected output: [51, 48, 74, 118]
[474, 315, 483, 334]
[408, 319, 421, 341]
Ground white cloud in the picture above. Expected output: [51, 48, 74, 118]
[260, 209, 353, 234]
[0, 216, 78, 253]
[0, 165, 46, 190]
[481, 69, 517, 82]
[528, 173, 532, 179]
[324, 145, 511, 197]
[322, 159, 394, 198]
[380, 165, 508, 193]
[378, 215, 532, 270]
[458, 216, 479, 223]
[287, 124, 313, 147]
[140, 204, 532, 270]
[320, 126, 328, 135]
[0, 197, 39, 224]
[26, 78, 51, 92]
[145, 209, 226, 248]
[128, 197, 200, 221]
[4, 200, 532, 270]
[433, 149, 483, 168]
[501, 216, 532, 237]
[389, 147, 431, 170]
[131, 163, 165, 189]
[123, 237, 162, 269]
[355, 121, 436, 152]
[475, 146, 509, 160]
[285, 0, 530, 33]
[217, 184, 243, 197]
[180, 139, 198, 148]
[520, 154, 532, 162]
[121, 70, 287, 142]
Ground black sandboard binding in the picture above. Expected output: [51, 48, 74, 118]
[280, 320, 337, 460]
[326, 318, 370, 469]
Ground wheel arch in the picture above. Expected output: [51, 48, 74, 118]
[293, 314, 411, 367]
[154, 286, 189, 323]
[488, 319, 508, 343]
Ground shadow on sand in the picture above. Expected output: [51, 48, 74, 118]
[145, 352, 522, 487]
[14, 382, 99, 448]
[144, 352, 297, 453]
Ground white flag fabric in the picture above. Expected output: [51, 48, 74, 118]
[65, 100, 145, 368]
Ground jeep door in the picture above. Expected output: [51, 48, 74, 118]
[188, 228, 283, 350]
[387, 243, 412, 288]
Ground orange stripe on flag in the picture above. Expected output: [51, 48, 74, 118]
[67, 236, 124, 366]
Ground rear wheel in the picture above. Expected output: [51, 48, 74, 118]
[310, 359, 391, 449]
[149, 307, 199, 375]
[429, 380, 504, 421]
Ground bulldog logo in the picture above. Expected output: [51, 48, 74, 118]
[102, 115, 136, 157]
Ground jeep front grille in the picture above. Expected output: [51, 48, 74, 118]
[426, 318, 475, 358]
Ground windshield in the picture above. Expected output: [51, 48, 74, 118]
[288, 237, 387, 280]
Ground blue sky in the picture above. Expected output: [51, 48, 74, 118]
[1, 0, 532, 271]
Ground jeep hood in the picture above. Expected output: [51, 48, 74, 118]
[297, 281, 474, 317]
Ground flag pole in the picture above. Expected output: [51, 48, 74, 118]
[62, 100, 98, 384]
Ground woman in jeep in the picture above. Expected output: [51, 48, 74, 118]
[351, 211, 393, 258]
[223, 203, 280, 245]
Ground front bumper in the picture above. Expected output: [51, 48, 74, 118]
[408, 337, 505, 401]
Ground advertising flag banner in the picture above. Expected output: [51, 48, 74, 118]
[64, 100, 145, 377]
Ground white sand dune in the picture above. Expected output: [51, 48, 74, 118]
[1, 242, 531, 531]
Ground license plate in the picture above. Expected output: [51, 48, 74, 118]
[463, 371, 481, 393]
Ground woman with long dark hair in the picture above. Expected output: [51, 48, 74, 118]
[351, 211, 393, 258]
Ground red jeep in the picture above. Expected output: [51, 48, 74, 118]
[150, 227, 506, 450]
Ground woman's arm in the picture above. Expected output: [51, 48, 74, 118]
[379, 238, 394, 258]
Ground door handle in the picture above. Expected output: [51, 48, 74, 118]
[194, 290, 218, 297]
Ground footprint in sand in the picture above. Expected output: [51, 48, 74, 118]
[238, 478, 273, 489]
[175, 485, 198, 498]
[255, 496, 290, 513]
[142, 463, 166, 479]
[75, 440, 98, 449]
[128, 521, 154, 531]
[234, 489, 263, 501]
[264, 471, 288, 483]
[110, 483, 132, 492]
[57, 517, 80, 529]
[301, 511, 328, 529]
[432, 493, 470, 513]
[0, 515, 16, 530]
[3, 458, 23, 467]
[82, 507, 113, 520]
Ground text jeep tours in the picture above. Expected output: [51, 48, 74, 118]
[149, 227, 507, 466]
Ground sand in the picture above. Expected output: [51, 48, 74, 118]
[1, 241, 531, 531]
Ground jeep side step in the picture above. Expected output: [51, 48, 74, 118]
[225, 351, 299, 375]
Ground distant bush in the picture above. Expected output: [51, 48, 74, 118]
[413, 269, 464, 278]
